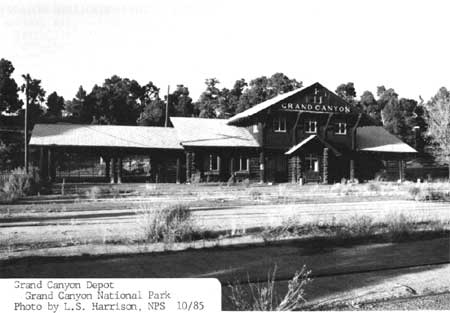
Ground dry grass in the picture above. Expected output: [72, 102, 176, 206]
[228, 265, 312, 311]
[262, 212, 450, 243]
[137, 203, 198, 243]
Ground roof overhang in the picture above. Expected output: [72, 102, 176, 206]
[285, 135, 342, 156]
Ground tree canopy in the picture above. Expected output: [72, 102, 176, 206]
[0, 58, 22, 114]
[45, 91, 65, 118]
[423, 87, 450, 174]
[335, 82, 356, 104]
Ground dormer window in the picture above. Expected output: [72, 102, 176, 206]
[305, 120, 317, 134]
[335, 122, 347, 135]
[273, 116, 286, 133]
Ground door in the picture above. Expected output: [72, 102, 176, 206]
[304, 154, 320, 183]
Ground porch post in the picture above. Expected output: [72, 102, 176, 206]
[176, 156, 181, 184]
[110, 157, 116, 184]
[104, 156, 110, 181]
[259, 150, 265, 183]
[289, 156, 296, 183]
[398, 159, 405, 182]
[230, 156, 235, 175]
[47, 148, 53, 182]
[323, 148, 329, 184]
[297, 156, 302, 184]
[39, 147, 46, 181]
[186, 151, 192, 183]
[117, 157, 122, 184]
[349, 159, 355, 181]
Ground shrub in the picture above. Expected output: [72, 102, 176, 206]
[249, 189, 262, 200]
[86, 186, 103, 200]
[1, 167, 40, 202]
[335, 215, 375, 239]
[228, 265, 311, 311]
[408, 186, 421, 198]
[385, 213, 414, 240]
[366, 182, 381, 192]
[139, 203, 196, 243]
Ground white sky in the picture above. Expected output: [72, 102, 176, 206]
[1, 0, 449, 103]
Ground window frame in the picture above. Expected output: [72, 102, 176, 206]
[335, 122, 347, 135]
[273, 116, 287, 133]
[305, 120, 318, 134]
[210, 154, 220, 171]
[238, 156, 249, 172]
[305, 154, 319, 173]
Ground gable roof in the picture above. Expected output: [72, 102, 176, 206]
[227, 82, 354, 125]
[227, 87, 306, 125]
[170, 117, 260, 148]
[356, 126, 417, 153]
[29, 123, 183, 150]
[285, 134, 342, 156]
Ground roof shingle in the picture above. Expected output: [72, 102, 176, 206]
[356, 126, 417, 153]
[170, 117, 260, 148]
[29, 124, 182, 150]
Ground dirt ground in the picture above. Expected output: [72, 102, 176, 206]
[2, 182, 450, 309]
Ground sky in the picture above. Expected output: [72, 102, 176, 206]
[1, 0, 450, 103]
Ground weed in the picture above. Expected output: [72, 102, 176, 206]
[408, 186, 421, 198]
[138, 203, 198, 243]
[86, 186, 103, 200]
[1, 167, 41, 203]
[385, 213, 414, 240]
[366, 182, 381, 192]
[334, 215, 375, 239]
[249, 189, 262, 200]
[228, 265, 311, 311]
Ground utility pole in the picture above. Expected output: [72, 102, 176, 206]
[24, 76, 29, 173]
[165, 85, 170, 127]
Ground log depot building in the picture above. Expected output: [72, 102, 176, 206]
[30, 82, 417, 184]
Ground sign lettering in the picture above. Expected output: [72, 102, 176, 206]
[280, 102, 351, 113]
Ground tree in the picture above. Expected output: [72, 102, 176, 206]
[0, 58, 22, 114]
[65, 86, 88, 122]
[359, 90, 382, 123]
[169, 85, 194, 117]
[423, 87, 450, 177]
[87, 75, 141, 125]
[378, 86, 399, 125]
[237, 73, 301, 113]
[219, 79, 247, 117]
[335, 82, 356, 104]
[195, 78, 221, 118]
[136, 81, 165, 126]
[45, 91, 65, 118]
[21, 74, 46, 124]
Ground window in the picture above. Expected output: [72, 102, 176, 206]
[273, 116, 286, 132]
[210, 154, 220, 171]
[253, 124, 259, 133]
[335, 122, 347, 135]
[238, 156, 249, 171]
[305, 154, 319, 172]
[313, 95, 323, 104]
[305, 120, 317, 133]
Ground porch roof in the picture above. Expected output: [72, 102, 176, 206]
[356, 126, 417, 153]
[285, 135, 342, 156]
[29, 123, 183, 150]
[170, 117, 260, 148]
